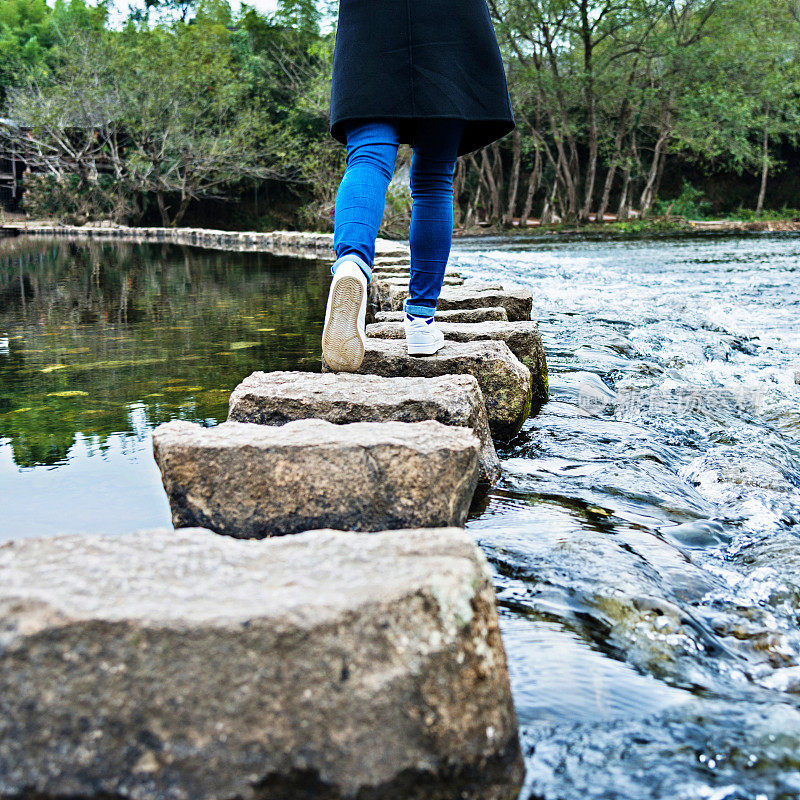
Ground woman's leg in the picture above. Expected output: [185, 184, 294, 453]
[323, 118, 400, 372]
[332, 119, 401, 282]
[405, 118, 465, 318]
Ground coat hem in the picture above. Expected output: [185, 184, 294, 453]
[329, 114, 515, 157]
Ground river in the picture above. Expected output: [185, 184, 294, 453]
[1, 232, 799, 799]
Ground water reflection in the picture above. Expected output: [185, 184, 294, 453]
[0, 237, 328, 536]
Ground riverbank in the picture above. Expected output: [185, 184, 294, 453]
[454, 217, 800, 237]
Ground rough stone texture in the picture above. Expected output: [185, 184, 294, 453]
[229, 371, 500, 483]
[366, 320, 548, 400]
[375, 307, 509, 324]
[153, 419, 480, 537]
[0, 526, 524, 800]
[462, 280, 504, 291]
[330, 339, 533, 439]
[375, 284, 533, 322]
[372, 255, 411, 266]
[370, 277, 464, 309]
[371, 265, 461, 277]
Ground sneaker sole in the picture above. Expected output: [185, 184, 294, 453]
[322, 275, 365, 372]
[407, 340, 445, 356]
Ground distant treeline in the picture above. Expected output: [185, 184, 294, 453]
[1, 0, 799, 229]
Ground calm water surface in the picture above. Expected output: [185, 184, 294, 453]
[2, 232, 800, 799]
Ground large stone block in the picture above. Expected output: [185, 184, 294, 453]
[371, 265, 461, 277]
[229, 371, 500, 483]
[0, 527, 524, 800]
[153, 419, 480, 537]
[366, 320, 548, 400]
[375, 284, 533, 322]
[372, 256, 411, 266]
[370, 277, 464, 310]
[375, 307, 509, 324]
[373, 241, 410, 258]
[333, 339, 533, 439]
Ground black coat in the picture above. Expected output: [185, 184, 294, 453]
[329, 0, 515, 157]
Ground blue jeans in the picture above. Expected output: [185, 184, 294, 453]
[332, 118, 465, 318]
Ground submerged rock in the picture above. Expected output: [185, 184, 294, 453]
[375, 307, 510, 324]
[374, 284, 534, 322]
[152, 419, 480, 537]
[335, 338, 533, 439]
[366, 320, 548, 400]
[0, 526, 524, 800]
[229, 371, 500, 483]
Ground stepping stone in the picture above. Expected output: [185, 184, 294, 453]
[366, 320, 548, 400]
[333, 339, 533, 438]
[153, 419, 480, 537]
[372, 255, 411, 266]
[462, 280, 504, 290]
[373, 242, 410, 258]
[375, 306, 509, 323]
[376, 284, 533, 322]
[371, 265, 461, 277]
[0, 527, 524, 800]
[229, 371, 500, 483]
[370, 276, 464, 309]
[375, 275, 464, 286]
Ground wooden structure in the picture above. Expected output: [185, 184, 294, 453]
[0, 119, 24, 211]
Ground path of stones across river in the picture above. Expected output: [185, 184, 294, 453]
[2, 230, 800, 799]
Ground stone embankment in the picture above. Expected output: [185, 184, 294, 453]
[0, 223, 395, 260]
[2, 234, 547, 799]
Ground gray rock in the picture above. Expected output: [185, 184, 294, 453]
[375, 307, 510, 324]
[371, 265, 461, 277]
[373, 241, 410, 255]
[370, 277, 464, 309]
[372, 255, 411, 266]
[461, 280, 504, 290]
[376, 284, 533, 322]
[0, 526, 523, 800]
[229, 371, 500, 483]
[330, 338, 533, 439]
[153, 419, 480, 537]
[366, 320, 548, 400]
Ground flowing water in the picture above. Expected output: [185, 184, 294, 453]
[452, 233, 800, 800]
[1, 232, 799, 799]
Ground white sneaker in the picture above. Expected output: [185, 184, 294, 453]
[322, 260, 368, 372]
[404, 314, 445, 356]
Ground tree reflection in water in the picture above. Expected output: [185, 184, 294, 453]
[0, 237, 329, 468]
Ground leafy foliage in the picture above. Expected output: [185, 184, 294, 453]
[1, 0, 799, 228]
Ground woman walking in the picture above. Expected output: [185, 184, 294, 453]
[321, 0, 515, 372]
